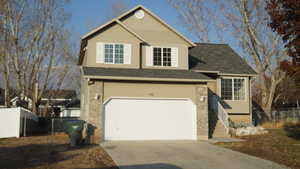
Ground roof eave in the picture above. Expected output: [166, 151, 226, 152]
[84, 75, 215, 82]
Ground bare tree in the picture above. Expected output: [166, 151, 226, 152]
[167, 0, 211, 42]
[169, 0, 287, 118]
[1, 0, 75, 114]
[0, 0, 13, 107]
[110, 0, 127, 19]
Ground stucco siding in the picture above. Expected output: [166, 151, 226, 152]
[207, 81, 217, 93]
[85, 24, 141, 68]
[121, 11, 190, 45]
[122, 10, 190, 70]
[103, 81, 198, 104]
[216, 76, 251, 115]
[229, 114, 251, 123]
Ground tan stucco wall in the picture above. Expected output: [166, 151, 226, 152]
[122, 10, 190, 70]
[103, 81, 198, 103]
[207, 81, 217, 93]
[84, 23, 142, 68]
[229, 114, 251, 123]
[121, 11, 190, 45]
[207, 76, 252, 124]
[82, 9, 191, 70]
[216, 76, 251, 115]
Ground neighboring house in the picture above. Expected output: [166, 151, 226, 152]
[1, 88, 77, 116]
[60, 99, 80, 117]
[78, 5, 256, 143]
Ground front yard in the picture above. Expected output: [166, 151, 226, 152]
[216, 123, 300, 169]
[0, 134, 118, 169]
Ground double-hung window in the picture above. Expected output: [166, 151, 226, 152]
[104, 44, 124, 64]
[221, 78, 246, 100]
[153, 47, 171, 66]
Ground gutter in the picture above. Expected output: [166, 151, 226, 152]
[192, 70, 257, 77]
[84, 75, 215, 83]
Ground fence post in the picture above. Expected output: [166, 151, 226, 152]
[51, 118, 54, 135]
[23, 113, 27, 137]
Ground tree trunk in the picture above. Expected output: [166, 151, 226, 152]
[260, 76, 278, 120]
[3, 66, 11, 107]
[31, 81, 39, 114]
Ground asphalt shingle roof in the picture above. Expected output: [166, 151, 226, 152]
[189, 43, 257, 74]
[83, 67, 212, 81]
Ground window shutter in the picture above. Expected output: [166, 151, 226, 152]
[124, 44, 131, 64]
[145, 46, 153, 66]
[171, 47, 178, 67]
[96, 42, 104, 63]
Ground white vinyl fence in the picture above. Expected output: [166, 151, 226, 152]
[0, 107, 38, 138]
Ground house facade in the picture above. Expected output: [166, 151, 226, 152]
[78, 5, 256, 143]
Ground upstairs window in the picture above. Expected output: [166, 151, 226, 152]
[153, 47, 172, 66]
[221, 78, 245, 100]
[104, 44, 124, 64]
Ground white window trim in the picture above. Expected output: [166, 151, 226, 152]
[152, 46, 172, 67]
[104, 43, 124, 64]
[220, 77, 247, 101]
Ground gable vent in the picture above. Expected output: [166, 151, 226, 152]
[134, 10, 144, 19]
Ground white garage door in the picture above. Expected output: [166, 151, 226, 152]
[104, 98, 197, 140]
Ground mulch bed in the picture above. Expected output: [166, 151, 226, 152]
[216, 128, 300, 169]
[0, 134, 118, 169]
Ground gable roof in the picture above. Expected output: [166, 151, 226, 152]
[189, 43, 257, 75]
[82, 5, 195, 46]
[82, 19, 147, 43]
[78, 5, 195, 65]
[83, 67, 213, 82]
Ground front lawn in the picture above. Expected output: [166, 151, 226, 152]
[216, 123, 300, 169]
[0, 134, 118, 169]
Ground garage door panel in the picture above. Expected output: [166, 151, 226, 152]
[104, 98, 197, 140]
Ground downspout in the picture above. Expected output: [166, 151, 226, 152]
[139, 43, 143, 69]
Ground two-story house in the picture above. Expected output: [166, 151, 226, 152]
[78, 5, 256, 143]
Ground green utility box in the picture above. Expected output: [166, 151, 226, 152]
[64, 120, 84, 147]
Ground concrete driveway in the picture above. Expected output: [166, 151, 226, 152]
[102, 141, 289, 169]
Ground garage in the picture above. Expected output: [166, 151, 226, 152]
[104, 98, 197, 140]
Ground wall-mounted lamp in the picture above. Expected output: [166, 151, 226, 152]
[94, 93, 101, 100]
